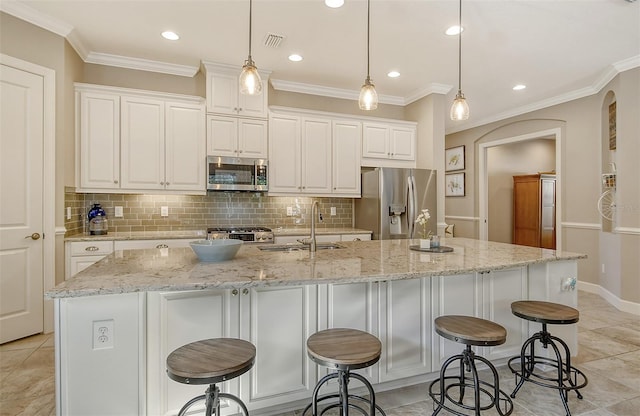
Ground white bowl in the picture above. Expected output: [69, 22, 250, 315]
[190, 239, 243, 262]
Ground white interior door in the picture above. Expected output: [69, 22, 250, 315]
[0, 62, 45, 343]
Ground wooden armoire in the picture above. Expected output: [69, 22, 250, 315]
[513, 173, 556, 249]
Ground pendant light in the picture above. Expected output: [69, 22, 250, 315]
[239, 0, 262, 95]
[359, 0, 378, 110]
[450, 0, 469, 120]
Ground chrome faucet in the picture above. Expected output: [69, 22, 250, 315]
[310, 200, 319, 252]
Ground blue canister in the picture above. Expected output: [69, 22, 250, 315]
[88, 203, 106, 221]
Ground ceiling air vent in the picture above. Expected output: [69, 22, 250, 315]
[263, 33, 285, 48]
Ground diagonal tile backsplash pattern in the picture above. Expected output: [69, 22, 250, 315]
[64, 189, 353, 236]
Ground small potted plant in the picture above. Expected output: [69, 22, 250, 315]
[415, 208, 433, 249]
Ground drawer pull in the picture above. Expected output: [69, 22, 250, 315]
[156, 244, 169, 249]
[85, 246, 100, 252]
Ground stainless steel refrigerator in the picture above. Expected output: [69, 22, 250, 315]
[354, 168, 437, 240]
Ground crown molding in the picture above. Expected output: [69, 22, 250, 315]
[85, 52, 199, 77]
[404, 83, 453, 104]
[0, 1, 73, 38]
[270, 78, 406, 106]
[446, 55, 640, 134]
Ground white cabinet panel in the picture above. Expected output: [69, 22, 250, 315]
[146, 290, 238, 416]
[65, 240, 114, 280]
[165, 102, 206, 191]
[120, 96, 165, 190]
[332, 120, 361, 196]
[341, 233, 372, 241]
[362, 121, 416, 166]
[301, 117, 332, 194]
[362, 123, 389, 159]
[239, 286, 317, 410]
[268, 114, 301, 193]
[207, 115, 267, 158]
[390, 126, 416, 160]
[114, 238, 197, 250]
[78, 91, 120, 189]
[204, 63, 269, 118]
[379, 278, 432, 382]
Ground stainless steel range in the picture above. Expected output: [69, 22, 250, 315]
[207, 227, 274, 244]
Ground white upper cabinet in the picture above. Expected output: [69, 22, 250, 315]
[203, 62, 270, 118]
[332, 120, 362, 196]
[362, 121, 416, 166]
[77, 91, 120, 189]
[268, 113, 332, 195]
[207, 115, 267, 158]
[76, 83, 205, 194]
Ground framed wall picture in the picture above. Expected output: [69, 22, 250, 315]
[445, 172, 465, 197]
[445, 145, 465, 171]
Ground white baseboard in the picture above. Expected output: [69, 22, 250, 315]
[579, 281, 640, 315]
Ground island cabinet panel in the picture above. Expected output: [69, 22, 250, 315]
[378, 278, 432, 382]
[56, 293, 144, 416]
[430, 273, 480, 367]
[317, 282, 380, 384]
[478, 267, 529, 361]
[528, 261, 578, 352]
[239, 286, 318, 411]
[146, 290, 239, 416]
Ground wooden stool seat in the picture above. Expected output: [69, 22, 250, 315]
[166, 338, 256, 385]
[434, 315, 507, 347]
[511, 300, 579, 325]
[307, 328, 382, 370]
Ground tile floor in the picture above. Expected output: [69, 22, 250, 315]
[0, 291, 638, 416]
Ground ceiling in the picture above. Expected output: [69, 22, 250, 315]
[3, 0, 639, 133]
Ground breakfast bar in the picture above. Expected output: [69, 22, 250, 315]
[48, 238, 586, 416]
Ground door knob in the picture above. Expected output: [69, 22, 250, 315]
[25, 233, 41, 240]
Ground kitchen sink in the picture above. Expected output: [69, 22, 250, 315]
[258, 243, 345, 252]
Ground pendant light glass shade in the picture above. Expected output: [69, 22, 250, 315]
[240, 57, 262, 95]
[450, 0, 469, 120]
[358, 0, 378, 111]
[359, 77, 378, 110]
[450, 91, 469, 120]
[240, 0, 262, 95]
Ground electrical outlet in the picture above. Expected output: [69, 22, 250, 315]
[286, 206, 293, 216]
[66, 206, 71, 220]
[93, 320, 114, 350]
[161, 206, 169, 217]
[330, 207, 337, 216]
[114, 206, 123, 217]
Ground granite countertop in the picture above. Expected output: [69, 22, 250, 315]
[64, 228, 371, 242]
[49, 237, 586, 299]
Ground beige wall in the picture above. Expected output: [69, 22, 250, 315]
[445, 67, 640, 303]
[487, 138, 556, 243]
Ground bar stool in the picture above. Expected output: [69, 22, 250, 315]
[429, 315, 513, 416]
[302, 328, 386, 416]
[508, 300, 587, 416]
[166, 338, 255, 416]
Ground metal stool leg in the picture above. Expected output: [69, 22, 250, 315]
[177, 384, 250, 416]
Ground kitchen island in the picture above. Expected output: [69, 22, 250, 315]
[49, 238, 585, 416]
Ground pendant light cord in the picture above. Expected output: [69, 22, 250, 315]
[367, 0, 371, 80]
[457, 0, 462, 92]
[248, 0, 253, 60]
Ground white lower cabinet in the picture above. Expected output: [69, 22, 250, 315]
[318, 282, 379, 384]
[114, 238, 198, 250]
[239, 286, 318, 411]
[379, 278, 432, 382]
[65, 240, 114, 280]
[146, 289, 239, 416]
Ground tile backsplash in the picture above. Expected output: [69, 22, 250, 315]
[64, 188, 353, 236]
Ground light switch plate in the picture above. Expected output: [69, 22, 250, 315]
[286, 206, 293, 216]
[161, 206, 169, 217]
[114, 206, 123, 217]
[330, 207, 337, 216]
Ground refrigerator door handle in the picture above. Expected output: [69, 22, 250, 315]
[407, 174, 416, 238]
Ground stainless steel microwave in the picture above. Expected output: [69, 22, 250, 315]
[207, 156, 268, 192]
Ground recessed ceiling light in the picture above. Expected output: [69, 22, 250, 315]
[445, 25, 463, 36]
[161, 31, 179, 41]
[387, 71, 400, 78]
[325, 0, 345, 8]
[513, 84, 527, 91]
[288, 54, 303, 62]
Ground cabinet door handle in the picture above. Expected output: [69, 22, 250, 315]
[165, 182, 170, 186]
[231, 289, 239, 296]
[155, 244, 169, 249]
[354, 238, 361, 241]
[114, 180, 119, 184]
[85, 246, 99, 252]
[242, 288, 249, 295]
